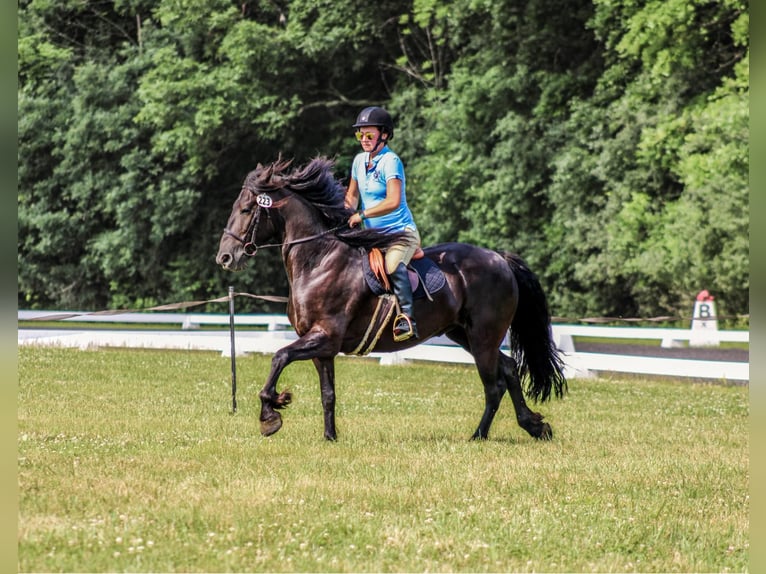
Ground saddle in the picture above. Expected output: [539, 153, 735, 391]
[349, 247, 447, 356]
[361, 248, 446, 300]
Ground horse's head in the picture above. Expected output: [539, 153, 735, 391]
[216, 160, 291, 271]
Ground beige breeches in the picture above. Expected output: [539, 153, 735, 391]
[385, 228, 421, 274]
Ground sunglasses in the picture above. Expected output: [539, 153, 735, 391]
[355, 131, 378, 141]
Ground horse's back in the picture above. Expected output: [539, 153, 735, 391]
[423, 242, 515, 279]
[422, 241, 519, 317]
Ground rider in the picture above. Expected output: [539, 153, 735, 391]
[345, 106, 420, 342]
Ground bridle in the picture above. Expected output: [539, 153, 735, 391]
[223, 190, 347, 256]
[223, 200, 267, 256]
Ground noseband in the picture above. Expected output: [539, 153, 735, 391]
[223, 191, 346, 256]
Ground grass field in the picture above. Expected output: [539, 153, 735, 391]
[18, 346, 748, 573]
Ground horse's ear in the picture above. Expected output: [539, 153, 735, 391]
[243, 167, 261, 192]
[261, 157, 292, 188]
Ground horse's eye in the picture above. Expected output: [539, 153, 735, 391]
[240, 208, 253, 215]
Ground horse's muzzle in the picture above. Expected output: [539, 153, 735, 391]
[216, 250, 242, 271]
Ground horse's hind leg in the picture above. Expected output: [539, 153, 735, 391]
[446, 328, 504, 440]
[472, 349, 505, 440]
[499, 353, 552, 440]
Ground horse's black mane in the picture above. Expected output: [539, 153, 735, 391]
[248, 156, 408, 250]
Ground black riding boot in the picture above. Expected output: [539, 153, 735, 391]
[389, 262, 418, 341]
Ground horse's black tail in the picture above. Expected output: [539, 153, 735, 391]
[503, 252, 567, 402]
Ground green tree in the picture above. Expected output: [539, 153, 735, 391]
[393, 0, 602, 271]
[18, 0, 749, 324]
[18, 1, 151, 308]
[18, 0, 411, 311]
[539, 0, 748, 319]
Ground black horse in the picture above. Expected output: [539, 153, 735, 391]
[216, 157, 566, 441]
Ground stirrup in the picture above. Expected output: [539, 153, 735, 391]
[393, 313, 416, 342]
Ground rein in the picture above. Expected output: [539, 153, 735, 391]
[223, 192, 348, 256]
[224, 223, 348, 256]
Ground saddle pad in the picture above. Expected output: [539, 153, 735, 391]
[410, 256, 446, 299]
[361, 248, 446, 299]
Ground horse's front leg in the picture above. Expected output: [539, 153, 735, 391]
[259, 328, 337, 437]
[312, 357, 337, 440]
[258, 349, 293, 438]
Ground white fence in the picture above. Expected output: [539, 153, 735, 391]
[552, 324, 749, 352]
[18, 311, 749, 382]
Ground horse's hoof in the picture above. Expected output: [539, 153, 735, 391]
[536, 423, 553, 441]
[470, 431, 489, 441]
[260, 413, 283, 437]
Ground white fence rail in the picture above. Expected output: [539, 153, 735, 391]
[18, 310, 294, 330]
[552, 324, 749, 351]
[18, 311, 749, 382]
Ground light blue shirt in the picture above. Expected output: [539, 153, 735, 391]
[351, 146, 417, 233]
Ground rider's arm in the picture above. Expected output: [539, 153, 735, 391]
[361, 177, 401, 219]
[345, 178, 360, 210]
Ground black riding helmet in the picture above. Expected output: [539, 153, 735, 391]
[352, 106, 394, 139]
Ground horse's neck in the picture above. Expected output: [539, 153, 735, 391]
[280, 200, 349, 276]
[281, 199, 327, 243]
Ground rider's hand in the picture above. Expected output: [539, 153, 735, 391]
[348, 211, 365, 227]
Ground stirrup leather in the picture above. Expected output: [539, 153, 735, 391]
[393, 313, 415, 342]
